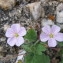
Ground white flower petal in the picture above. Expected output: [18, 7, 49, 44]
[42, 25, 51, 34]
[5, 28, 14, 37]
[7, 37, 16, 46]
[18, 27, 26, 36]
[15, 37, 24, 46]
[55, 33, 63, 41]
[48, 38, 57, 47]
[51, 25, 60, 34]
[40, 33, 49, 42]
[11, 24, 21, 33]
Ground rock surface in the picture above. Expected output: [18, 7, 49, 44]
[0, 0, 16, 10]
[26, 2, 44, 20]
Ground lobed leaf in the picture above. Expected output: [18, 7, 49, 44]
[25, 29, 37, 42]
[24, 53, 50, 63]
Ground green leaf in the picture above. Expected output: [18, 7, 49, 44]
[24, 53, 33, 63]
[60, 60, 63, 63]
[25, 29, 37, 42]
[59, 48, 63, 63]
[60, 57, 63, 63]
[22, 44, 32, 52]
[22, 42, 47, 55]
[36, 43, 46, 55]
[59, 49, 63, 54]
[58, 42, 63, 46]
[24, 53, 50, 63]
[32, 54, 50, 63]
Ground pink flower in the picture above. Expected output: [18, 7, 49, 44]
[5, 24, 26, 46]
[40, 25, 63, 47]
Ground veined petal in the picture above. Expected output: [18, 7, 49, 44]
[15, 37, 24, 46]
[51, 25, 60, 34]
[11, 24, 21, 33]
[7, 37, 16, 46]
[42, 25, 51, 34]
[40, 33, 49, 42]
[48, 38, 57, 47]
[55, 33, 63, 41]
[5, 28, 14, 37]
[18, 27, 26, 36]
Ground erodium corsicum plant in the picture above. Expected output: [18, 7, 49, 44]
[5, 24, 63, 63]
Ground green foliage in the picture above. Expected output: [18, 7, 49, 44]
[58, 47, 63, 63]
[35, 43, 46, 55]
[60, 60, 63, 63]
[25, 29, 37, 42]
[58, 42, 63, 47]
[22, 44, 32, 52]
[22, 42, 47, 55]
[23, 29, 49, 63]
[59, 48, 63, 55]
[60, 57, 63, 63]
[24, 53, 50, 63]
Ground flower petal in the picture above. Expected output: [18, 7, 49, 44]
[15, 37, 24, 46]
[51, 25, 60, 34]
[7, 37, 16, 46]
[48, 38, 57, 47]
[11, 24, 21, 33]
[42, 25, 51, 34]
[18, 27, 26, 36]
[40, 33, 49, 42]
[5, 28, 14, 37]
[55, 33, 63, 41]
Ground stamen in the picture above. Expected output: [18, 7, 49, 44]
[49, 33, 54, 38]
[14, 33, 19, 37]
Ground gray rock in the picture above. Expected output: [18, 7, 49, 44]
[26, 2, 45, 20]
[41, 19, 54, 26]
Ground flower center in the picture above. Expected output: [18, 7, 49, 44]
[14, 33, 19, 37]
[49, 33, 54, 38]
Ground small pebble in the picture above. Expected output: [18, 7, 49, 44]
[0, 37, 6, 42]
[56, 3, 63, 23]
[0, 0, 16, 10]
[0, 46, 3, 51]
[16, 50, 26, 63]
[3, 24, 10, 31]
[41, 19, 54, 26]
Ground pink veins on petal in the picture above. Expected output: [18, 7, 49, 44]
[5, 24, 26, 46]
[40, 25, 63, 47]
